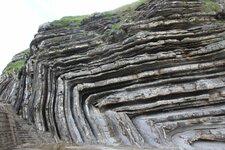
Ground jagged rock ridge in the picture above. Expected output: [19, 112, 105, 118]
[1, 0, 225, 149]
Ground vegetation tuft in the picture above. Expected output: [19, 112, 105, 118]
[103, 22, 121, 36]
[111, 22, 120, 30]
[3, 60, 25, 74]
[103, 0, 147, 36]
[3, 48, 29, 74]
[51, 15, 88, 26]
[202, 0, 221, 12]
[51, 0, 147, 28]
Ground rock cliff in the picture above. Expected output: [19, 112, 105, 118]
[1, 0, 225, 149]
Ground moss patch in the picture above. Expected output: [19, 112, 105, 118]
[52, 15, 88, 26]
[3, 48, 29, 74]
[202, 0, 221, 12]
[3, 60, 25, 74]
[111, 22, 120, 30]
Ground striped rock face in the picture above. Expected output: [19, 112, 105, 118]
[1, 0, 225, 149]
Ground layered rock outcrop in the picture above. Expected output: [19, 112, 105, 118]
[1, 0, 225, 149]
[0, 102, 55, 150]
[0, 103, 18, 150]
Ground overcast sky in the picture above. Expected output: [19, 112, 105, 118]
[0, 0, 137, 74]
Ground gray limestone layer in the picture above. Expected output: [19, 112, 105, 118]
[1, 0, 225, 149]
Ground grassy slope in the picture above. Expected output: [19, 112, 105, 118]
[51, 15, 88, 26]
[3, 49, 29, 74]
[50, 0, 223, 31]
[3, 60, 25, 73]
[51, 0, 146, 26]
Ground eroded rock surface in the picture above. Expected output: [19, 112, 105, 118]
[1, 0, 225, 149]
[0, 102, 55, 150]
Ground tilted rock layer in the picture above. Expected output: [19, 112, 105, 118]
[1, 0, 225, 149]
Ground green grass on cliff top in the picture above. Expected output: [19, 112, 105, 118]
[51, 0, 146, 26]
[3, 60, 25, 74]
[51, 15, 88, 26]
[51, 0, 223, 27]
[3, 49, 29, 74]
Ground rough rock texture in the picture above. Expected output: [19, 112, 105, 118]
[0, 103, 18, 150]
[1, 0, 225, 149]
[14, 144, 158, 150]
[0, 102, 55, 150]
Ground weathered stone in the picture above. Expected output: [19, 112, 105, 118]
[1, 0, 225, 149]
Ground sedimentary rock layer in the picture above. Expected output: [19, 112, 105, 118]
[1, 0, 225, 149]
[0, 103, 18, 150]
[0, 102, 55, 150]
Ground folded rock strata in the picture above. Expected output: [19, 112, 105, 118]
[1, 0, 225, 149]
